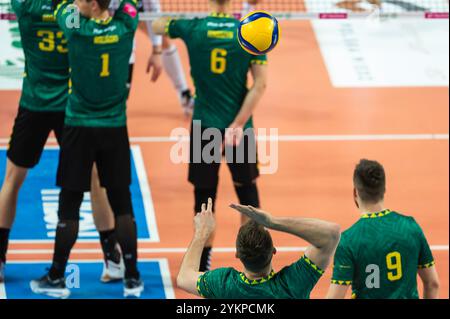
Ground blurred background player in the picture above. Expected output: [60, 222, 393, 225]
[153, 0, 268, 272]
[30, 0, 143, 298]
[0, 0, 123, 285]
[336, 0, 381, 12]
[326, 159, 440, 299]
[176, 198, 340, 299]
[110, 0, 194, 115]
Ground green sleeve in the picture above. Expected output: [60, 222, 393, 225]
[11, 0, 28, 18]
[250, 54, 268, 65]
[196, 268, 232, 299]
[276, 256, 324, 298]
[54, 0, 79, 39]
[113, 0, 139, 31]
[413, 219, 435, 269]
[331, 236, 354, 286]
[166, 18, 196, 41]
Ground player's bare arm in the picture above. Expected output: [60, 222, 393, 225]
[225, 63, 268, 146]
[418, 267, 440, 299]
[326, 283, 350, 299]
[229, 204, 341, 270]
[177, 198, 216, 296]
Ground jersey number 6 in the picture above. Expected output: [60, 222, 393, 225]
[211, 48, 227, 74]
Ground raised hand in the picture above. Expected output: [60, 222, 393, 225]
[194, 198, 216, 240]
[229, 204, 273, 228]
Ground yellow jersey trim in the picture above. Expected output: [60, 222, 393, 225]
[331, 279, 352, 286]
[303, 256, 325, 275]
[239, 270, 276, 285]
[92, 16, 112, 25]
[251, 60, 268, 65]
[210, 12, 233, 18]
[361, 209, 391, 219]
[164, 20, 172, 36]
[418, 260, 435, 269]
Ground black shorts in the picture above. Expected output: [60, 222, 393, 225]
[56, 126, 131, 192]
[188, 125, 259, 188]
[7, 107, 65, 168]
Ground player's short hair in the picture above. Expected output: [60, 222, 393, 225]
[353, 159, 386, 203]
[88, 0, 111, 11]
[236, 220, 274, 273]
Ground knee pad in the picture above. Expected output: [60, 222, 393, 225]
[234, 182, 260, 208]
[106, 188, 133, 217]
[194, 187, 217, 214]
[58, 189, 84, 220]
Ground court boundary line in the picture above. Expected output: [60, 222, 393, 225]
[0, 281, 5, 300]
[158, 258, 175, 299]
[0, 146, 160, 244]
[131, 145, 160, 243]
[0, 133, 449, 145]
[1, 257, 175, 299]
[7, 245, 449, 254]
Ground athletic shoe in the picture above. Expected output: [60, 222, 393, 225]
[101, 258, 125, 283]
[123, 278, 144, 298]
[180, 89, 194, 116]
[30, 275, 70, 299]
[0, 262, 4, 283]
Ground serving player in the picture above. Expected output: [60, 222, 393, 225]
[29, 0, 143, 298]
[153, 0, 268, 272]
[326, 159, 440, 299]
[0, 0, 123, 284]
[176, 198, 340, 299]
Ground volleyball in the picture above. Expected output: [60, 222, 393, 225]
[238, 11, 280, 55]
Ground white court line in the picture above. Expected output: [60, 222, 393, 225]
[131, 145, 160, 243]
[0, 134, 449, 145]
[0, 145, 159, 244]
[7, 245, 449, 255]
[3, 258, 176, 299]
[0, 282, 5, 300]
[158, 258, 175, 299]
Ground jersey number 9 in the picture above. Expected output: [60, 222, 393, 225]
[386, 251, 403, 281]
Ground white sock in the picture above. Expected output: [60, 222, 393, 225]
[162, 44, 189, 93]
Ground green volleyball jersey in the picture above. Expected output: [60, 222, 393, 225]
[54, 0, 139, 127]
[331, 210, 435, 299]
[197, 256, 323, 299]
[12, 0, 69, 112]
[166, 13, 267, 130]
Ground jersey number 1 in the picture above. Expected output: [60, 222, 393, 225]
[100, 53, 110, 77]
[211, 48, 227, 74]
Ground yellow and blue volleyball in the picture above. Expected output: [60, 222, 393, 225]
[238, 11, 280, 55]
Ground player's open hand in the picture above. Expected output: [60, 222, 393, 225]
[146, 52, 163, 82]
[229, 204, 273, 228]
[194, 198, 216, 240]
[225, 124, 244, 147]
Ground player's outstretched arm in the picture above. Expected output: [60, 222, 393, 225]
[418, 267, 440, 299]
[229, 204, 341, 270]
[177, 198, 216, 296]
